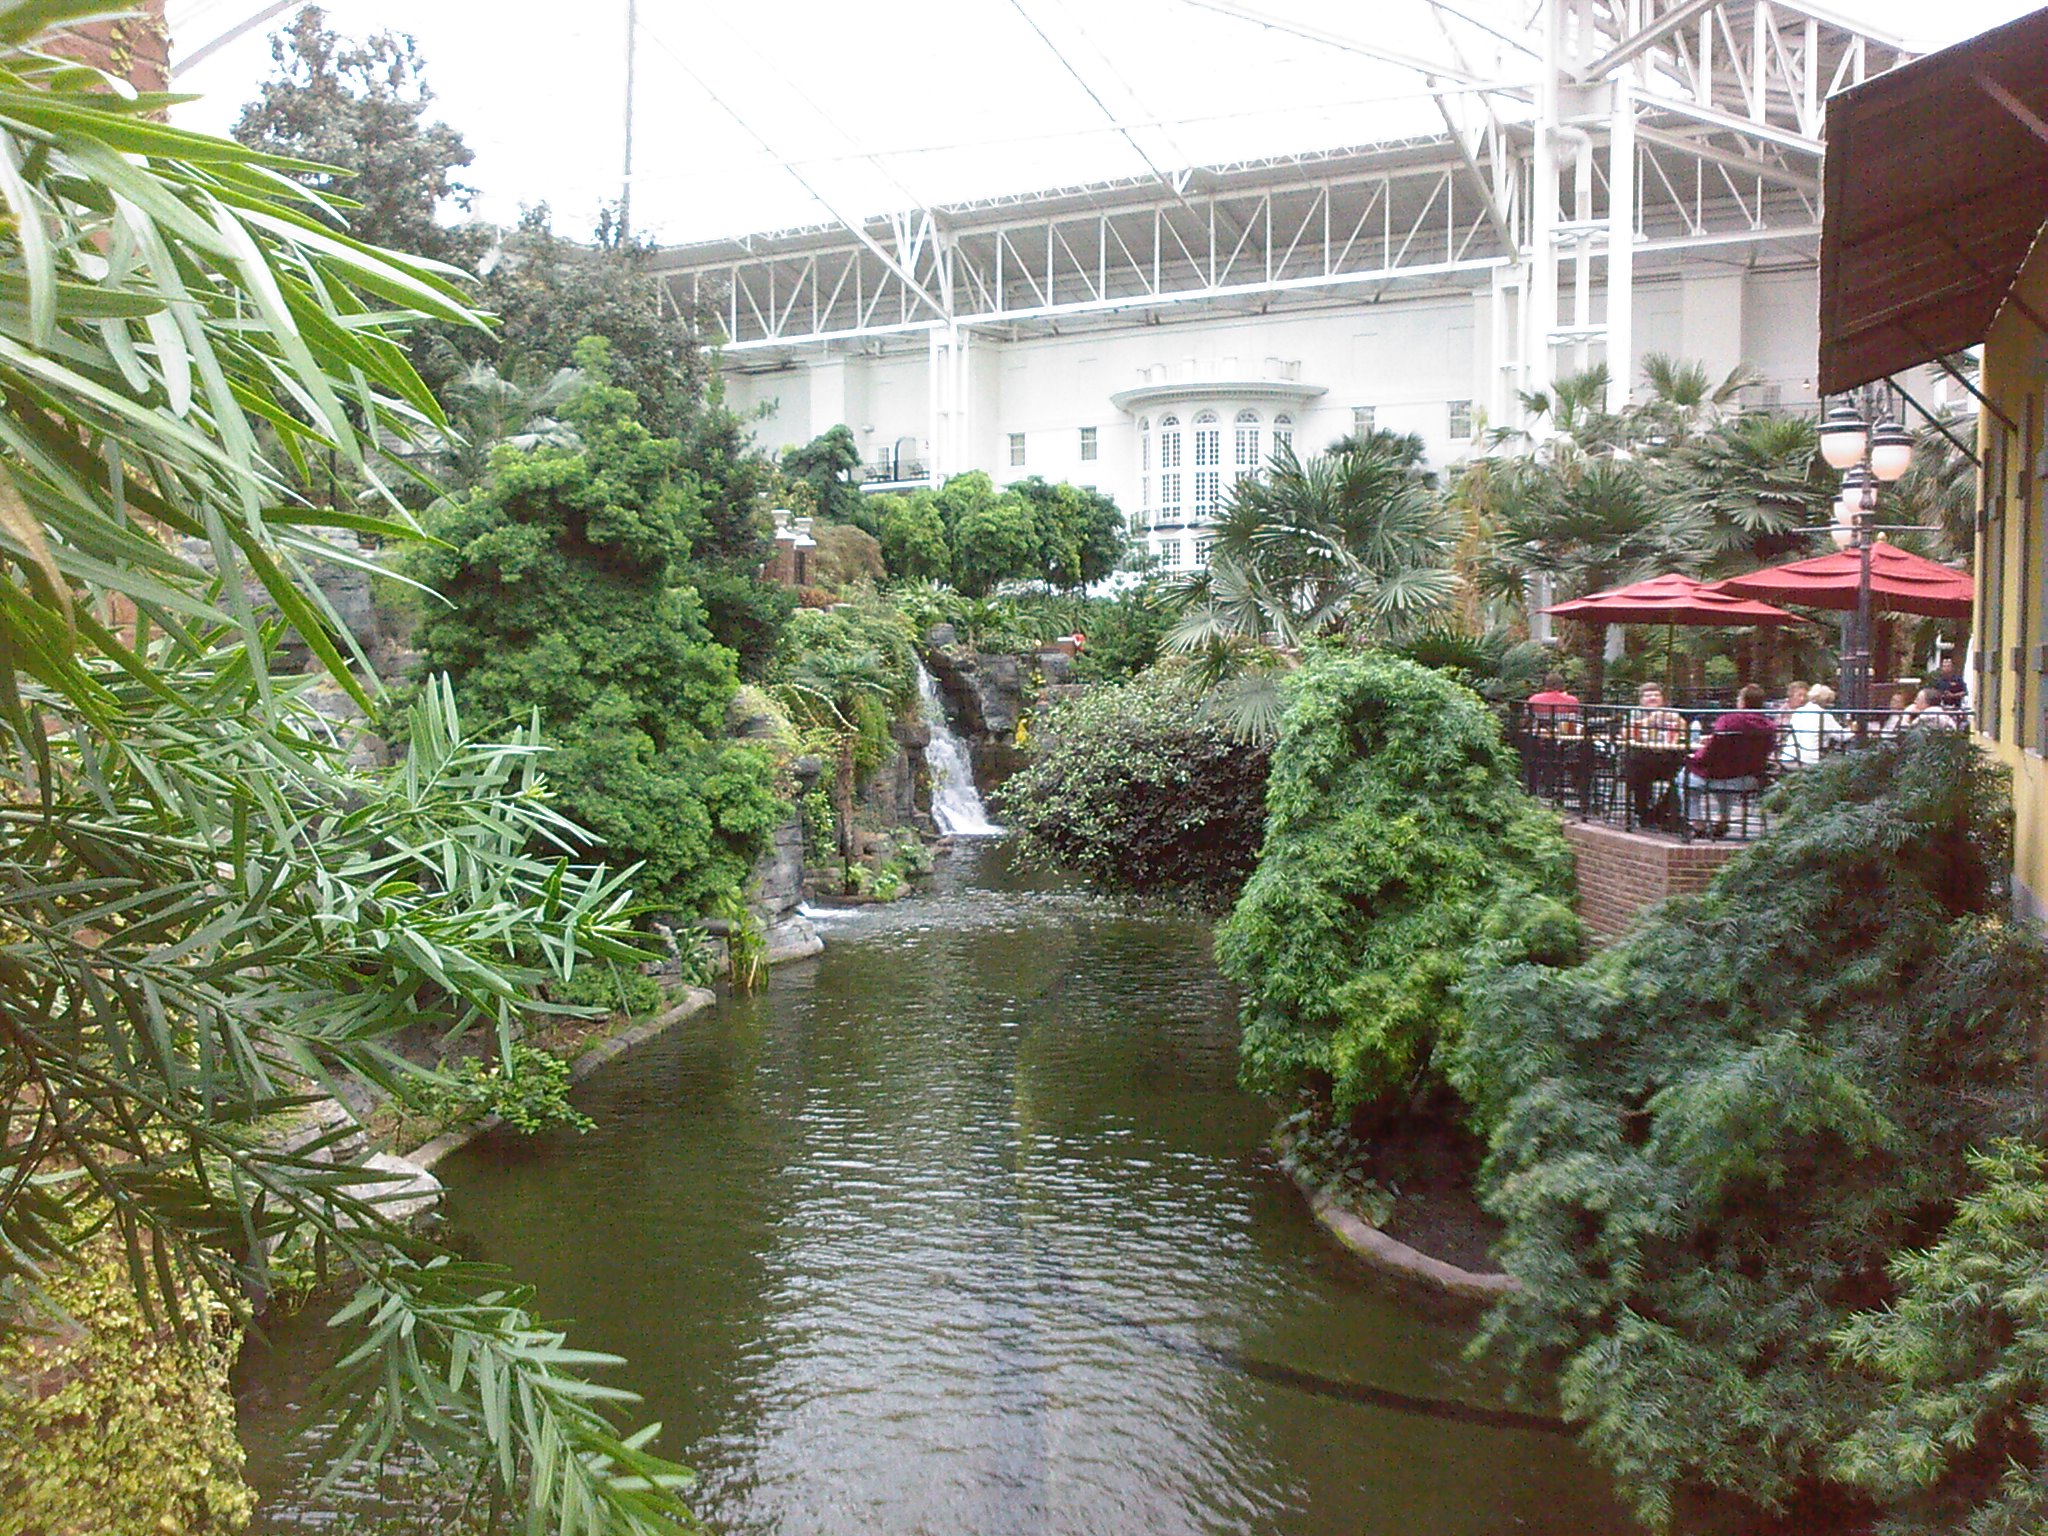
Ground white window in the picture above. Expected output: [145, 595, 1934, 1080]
[1273, 414, 1293, 456]
[1158, 415, 1181, 470]
[1353, 405, 1375, 437]
[1009, 432, 1026, 466]
[1160, 472, 1181, 517]
[1193, 410, 1220, 468]
[1140, 475, 1150, 513]
[1079, 426, 1098, 462]
[1194, 537, 1215, 567]
[1447, 400, 1473, 439]
[1194, 469, 1220, 519]
[1234, 409, 1260, 474]
[1160, 538, 1183, 569]
[1140, 417, 1151, 470]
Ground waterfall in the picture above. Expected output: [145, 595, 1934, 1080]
[917, 662, 1003, 837]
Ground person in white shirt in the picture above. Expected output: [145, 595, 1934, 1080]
[1782, 684, 1845, 764]
[1903, 687, 1965, 731]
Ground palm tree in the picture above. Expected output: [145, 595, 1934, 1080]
[1634, 352, 1760, 443]
[773, 648, 894, 878]
[1479, 458, 1705, 700]
[1168, 444, 1457, 654]
[1161, 444, 1456, 737]
[1656, 412, 1832, 576]
[1325, 426, 1436, 485]
[426, 359, 585, 488]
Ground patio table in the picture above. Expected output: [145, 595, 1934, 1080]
[1623, 739, 1691, 830]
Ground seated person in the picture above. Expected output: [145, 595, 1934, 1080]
[1632, 682, 1687, 743]
[1904, 686, 1965, 731]
[1782, 683, 1845, 764]
[1770, 680, 1809, 721]
[1676, 684, 1777, 835]
[1525, 671, 1580, 724]
[1880, 686, 1915, 734]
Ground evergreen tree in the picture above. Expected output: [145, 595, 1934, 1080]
[1831, 1138, 2048, 1536]
[408, 341, 781, 913]
[232, 6, 478, 265]
[782, 425, 866, 527]
[1217, 652, 1581, 1121]
[1460, 733, 2048, 1529]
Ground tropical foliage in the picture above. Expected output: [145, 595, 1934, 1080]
[768, 599, 919, 871]
[1166, 443, 1457, 659]
[1217, 654, 1581, 1120]
[0, 16, 703, 1526]
[1460, 733, 2046, 1529]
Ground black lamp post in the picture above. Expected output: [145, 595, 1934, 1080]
[1818, 403, 1915, 713]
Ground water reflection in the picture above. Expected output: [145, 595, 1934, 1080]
[237, 842, 1634, 1535]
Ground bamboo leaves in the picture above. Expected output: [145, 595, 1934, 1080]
[0, 18, 699, 1535]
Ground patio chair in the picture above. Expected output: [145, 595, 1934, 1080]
[1677, 727, 1776, 837]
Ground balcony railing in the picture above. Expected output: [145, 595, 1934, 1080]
[1503, 702, 1971, 841]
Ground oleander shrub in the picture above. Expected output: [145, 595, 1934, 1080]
[1216, 651, 1581, 1120]
[1461, 731, 2048, 1530]
[998, 668, 1271, 907]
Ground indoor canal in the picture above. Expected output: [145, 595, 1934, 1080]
[235, 840, 1636, 1536]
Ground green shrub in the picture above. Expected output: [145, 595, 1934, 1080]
[1275, 1107, 1396, 1226]
[418, 1044, 594, 1136]
[0, 1255, 254, 1534]
[547, 962, 663, 1018]
[1830, 1138, 2048, 1536]
[407, 342, 781, 914]
[998, 668, 1271, 908]
[1216, 651, 1581, 1121]
[887, 838, 934, 881]
[1462, 733, 2048, 1529]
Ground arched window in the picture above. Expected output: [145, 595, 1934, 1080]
[1273, 413, 1294, 457]
[1158, 415, 1182, 519]
[1234, 409, 1261, 476]
[1139, 417, 1151, 516]
[1192, 411, 1222, 518]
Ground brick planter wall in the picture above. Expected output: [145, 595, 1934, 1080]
[1562, 820, 1743, 942]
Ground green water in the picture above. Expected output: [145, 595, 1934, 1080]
[237, 842, 1635, 1535]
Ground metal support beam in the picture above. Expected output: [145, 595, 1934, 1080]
[1579, 0, 1722, 82]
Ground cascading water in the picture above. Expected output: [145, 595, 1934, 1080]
[916, 662, 1003, 836]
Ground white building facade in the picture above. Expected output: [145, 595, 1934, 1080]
[652, 2, 1929, 572]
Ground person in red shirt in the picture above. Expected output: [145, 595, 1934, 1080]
[1526, 671, 1580, 722]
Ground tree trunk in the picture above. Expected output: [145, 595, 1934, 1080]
[1577, 620, 1607, 703]
[836, 736, 856, 886]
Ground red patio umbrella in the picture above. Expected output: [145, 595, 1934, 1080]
[1712, 542, 1973, 619]
[1543, 572, 1811, 627]
[1543, 573, 1809, 696]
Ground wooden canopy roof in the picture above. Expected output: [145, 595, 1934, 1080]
[1817, 6, 2048, 397]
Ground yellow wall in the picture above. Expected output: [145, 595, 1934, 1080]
[1977, 222, 2048, 920]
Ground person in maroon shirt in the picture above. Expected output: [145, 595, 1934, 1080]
[1676, 683, 1777, 836]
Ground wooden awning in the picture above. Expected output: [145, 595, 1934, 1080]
[1817, 6, 2048, 397]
